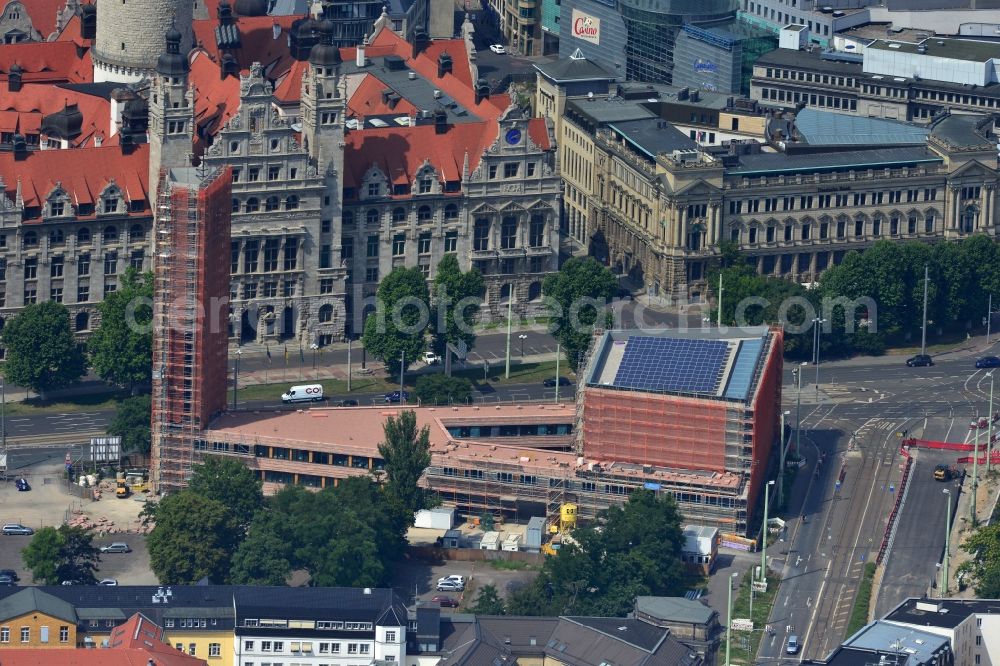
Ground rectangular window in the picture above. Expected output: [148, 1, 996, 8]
[529, 217, 545, 247]
[59, 626, 68, 643]
[283, 280, 295, 297]
[104, 283, 117, 297]
[248, 168, 260, 182]
[243, 283, 257, 299]
[348, 644, 359, 655]
[261, 641, 272, 652]
[341, 237, 353, 260]
[51, 256, 64, 277]
[444, 231, 458, 253]
[366, 266, 379, 282]
[504, 163, 519, 178]
[418, 233, 431, 254]
[500, 217, 517, 249]
[209, 643, 221, 657]
[245, 640, 254, 651]
[0, 627, 8, 643]
[473, 219, 490, 251]
[263, 239, 280, 272]
[77, 284, 89, 303]
[527, 162, 536, 177]
[419, 178, 432, 194]
[392, 234, 405, 256]
[488, 164, 498, 179]
[283, 238, 298, 271]
[24, 258, 37, 280]
[20, 627, 29, 643]
[368, 182, 380, 197]
[51, 287, 63, 302]
[104, 252, 118, 275]
[263, 281, 277, 298]
[130, 250, 144, 270]
[366, 235, 379, 258]
[268, 166, 280, 181]
[386, 631, 397, 642]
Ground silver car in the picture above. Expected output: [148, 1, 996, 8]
[100, 542, 131, 554]
[1, 524, 34, 536]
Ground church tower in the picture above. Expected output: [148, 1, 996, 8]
[93, 0, 193, 82]
[148, 26, 194, 205]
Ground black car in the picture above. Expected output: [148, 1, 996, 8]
[975, 356, 1000, 369]
[337, 399, 360, 407]
[384, 391, 410, 403]
[14, 478, 30, 492]
[543, 377, 572, 387]
[906, 354, 934, 367]
[0, 575, 14, 586]
[0, 569, 17, 582]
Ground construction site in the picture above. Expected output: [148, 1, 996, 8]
[150, 166, 232, 493]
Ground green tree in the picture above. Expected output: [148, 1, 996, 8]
[2, 301, 86, 399]
[543, 257, 616, 372]
[958, 523, 1000, 597]
[378, 410, 434, 531]
[146, 492, 239, 584]
[107, 395, 151, 456]
[187, 455, 264, 531]
[22, 525, 100, 585]
[508, 490, 687, 616]
[432, 254, 484, 357]
[469, 583, 506, 615]
[363, 267, 431, 375]
[231, 511, 292, 586]
[414, 374, 473, 405]
[88, 268, 153, 393]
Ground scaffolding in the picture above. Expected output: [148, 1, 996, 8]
[151, 166, 231, 493]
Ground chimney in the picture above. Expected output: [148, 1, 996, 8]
[475, 78, 489, 105]
[689, 89, 700, 102]
[12, 133, 27, 160]
[217, 0, 234, 26]
[412, 29, 428, 59]
[221, 53, 239, 78]
[434, 109, 447, 134]
[356, 42, 366, 67]
[80, 3, 97, 40]
[437, 52, 453, 78]
[8, 63, 22, 92]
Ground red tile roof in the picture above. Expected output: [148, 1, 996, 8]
[272, 58, 306, 104]
[191, 14, 300, 80]
[0, 82, 110, 147]
[189, 49, 242, 145]
[0, 40, 92, 83]
[527, 117, 551, 150]
[0, 648, 208, 666]
[344, 121, 497, 191]
[347, 73, 418, 118]
[20, 0, 71, 40]
[0, 143, 149, 213]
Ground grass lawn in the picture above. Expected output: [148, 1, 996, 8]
[727, 570, 781, 664]
[0, 389, 128, 416]
[452, 360, 574, 386]
[236, 376, 395, 402]
[845, 562, 877, 637]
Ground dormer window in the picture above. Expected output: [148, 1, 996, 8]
[418, 178, 432, 194]
[103, 197, 119, 214]
[368, 183, 380, 197]
[50, 201, 65, 216]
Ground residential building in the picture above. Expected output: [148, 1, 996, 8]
[633, 596, 721, 665]
[0, 587, 78, 648]
[820, 620, 953, 666]
[881, 598, 1000, 666]
[752, 36, 1000, 123]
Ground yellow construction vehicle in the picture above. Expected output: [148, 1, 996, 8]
[125, 468, 148, 493]
[115, 472, 130, 499]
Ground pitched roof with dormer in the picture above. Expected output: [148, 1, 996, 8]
[0, 40, 92, 83]
[0, 587, 78, 624]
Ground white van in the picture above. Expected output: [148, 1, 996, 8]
[281, 384, 325, 404]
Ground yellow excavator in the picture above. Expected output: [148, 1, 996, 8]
[115, 472, 130, 499]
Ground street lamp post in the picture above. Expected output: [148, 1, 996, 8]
[519, 334, 527, 358]
[793, 368, 802, 458]
[232, 348, 242, 411]
[812, 318, 826, 398]
[311, 343, 319, 369]
[987, 372, 995, 474]
[725, 572, 738, 666]
[941, 488, 952, 596]
[761, 479, 775, 584]
[971, 416, 982, 525]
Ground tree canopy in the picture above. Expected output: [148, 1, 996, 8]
[363, 267, 431, 374]
[22, 525, 100, 585]
[1, 301, 87, 399]
[88, 268, 154, 392]
[378, 409, 434, 532]
[413, 374, 472, 405]
[432, 254, 484, 357]
[542, 257, 617, 372]
[107, 395, 152, 456]
[146, 491, 240, 584]
[506, 490, 687, 616]
[469, 584, 506, 615]
[186, 455, 264, 531]
[959, 523, 1000, 598]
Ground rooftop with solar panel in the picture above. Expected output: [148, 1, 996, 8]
[584, 327, 774, 402]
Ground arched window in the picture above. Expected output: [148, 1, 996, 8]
[417, 205, 432, 222]
[75, 311, 90, 330]
[22, 231, 37, 248]
[49, 229, 64, 246]
[265, 196, 280, 212]
[367, 209, 380, 225]
[103, 226, 118, 243]
[528, 281, 542, 301]
[444, 203, 458, 220]
[245, 198, 260, 213]
[130, 224, 145, 242]
[392, 207, 407, 223]
[284, 195, 299, 210]
[318, 304, 334, 323]
[78, 227, 91, 243]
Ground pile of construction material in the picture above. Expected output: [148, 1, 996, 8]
[65, 511, 152, 535]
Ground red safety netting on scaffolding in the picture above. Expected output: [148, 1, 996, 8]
[582, 388, 729, 472]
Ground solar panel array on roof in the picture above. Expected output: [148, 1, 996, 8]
[613, 337, 729, 394]
[723, 338, 764, 401]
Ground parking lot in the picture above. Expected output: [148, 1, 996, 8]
[0, 458, 156, 585]
[391, 555, 540, 610]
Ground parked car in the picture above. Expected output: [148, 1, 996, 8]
[335, 398, 360, 407]
[98, 578, 118, 586]
[384, 391, 410, 403]
[100, 542, 131, 554]
[14, 478, 30, 491]
[423, 351, 441, 365]
[489, 44, 506, 54]
[786, 635, 800, 655]
[438, 575, 466, 586]
[0, 569, 20, 582]
[436, 580, 464, 592]
[975, 356, 1000, 369]
[543, 377, 572, 387]
[0, 574, 14, 586]
[906, 354, 934, 367]
[1, 524, 33, 536]
[432, 596, 460, 608]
